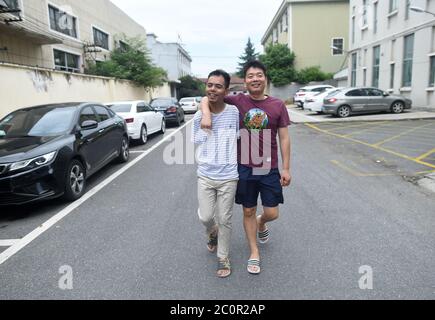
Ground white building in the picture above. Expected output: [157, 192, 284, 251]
[146, 33, 192, 98]
[348, 0, 435, 108]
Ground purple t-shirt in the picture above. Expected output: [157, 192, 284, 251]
[224, 94, 291, 169]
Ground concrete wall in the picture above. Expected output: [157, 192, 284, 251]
[0, 63, 171, 118]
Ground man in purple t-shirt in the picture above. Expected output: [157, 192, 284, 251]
[200, 60, 292, 275]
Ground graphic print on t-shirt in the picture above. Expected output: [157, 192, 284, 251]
[243, 108, 269, 133]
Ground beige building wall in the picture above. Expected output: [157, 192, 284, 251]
[0, 63, 171, 118]
[262, 0, 349, 74]
[292, 1, 349, 73]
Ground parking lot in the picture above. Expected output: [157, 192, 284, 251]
[304, 119, 435, 179]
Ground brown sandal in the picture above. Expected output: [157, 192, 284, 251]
[217, 258, 231, 278]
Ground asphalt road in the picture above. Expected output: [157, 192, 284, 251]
[1, 118, 435, 300]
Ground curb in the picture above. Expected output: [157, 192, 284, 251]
[286, 105, 435, 124]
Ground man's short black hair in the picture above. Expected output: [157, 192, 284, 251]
[207, 69, 231, 89]
[243, 60, 268, 79]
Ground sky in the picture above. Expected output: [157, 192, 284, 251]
[110, 0, 283, 77]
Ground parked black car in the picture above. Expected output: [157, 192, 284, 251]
[0, 103, 130, 206]
[150, 98, 185, 126]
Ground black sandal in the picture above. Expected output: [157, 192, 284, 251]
[207, 232, 218, 253]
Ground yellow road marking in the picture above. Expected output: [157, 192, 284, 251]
[415, 148, 435, 161]
[372, 122, 435, 147]
[342, 121, 394, 137]
[324, 121, 387, 132]
[306, 123, 435, 169]
[331, 160, 408, 177]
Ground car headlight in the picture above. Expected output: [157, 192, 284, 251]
[9, 151, 57, 172]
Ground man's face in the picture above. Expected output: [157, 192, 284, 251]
[245, 67, 267, 95]
[206, 76, 228, 103]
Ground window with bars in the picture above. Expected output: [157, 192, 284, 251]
[429, 56, 435, 87]
[351, 53, 357, 87]
[48, 5, 78, 38]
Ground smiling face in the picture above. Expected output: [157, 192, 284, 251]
[245, 67, 267, 96]
[206, 75, 228, 104]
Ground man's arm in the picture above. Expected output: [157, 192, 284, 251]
[278, 127, 292, 187]
[200, 97, 212, 130]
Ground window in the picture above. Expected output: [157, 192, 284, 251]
[53, 49, 80, 72]
[372, 46, 381, 88]
[374, 2, 378, 34]
[48, 5, 78, 38]
[119, 40, 129, 52]
[3, 0, 20, 16]
[405, 0, 411, 20]
[94, 106, 110, 122]
[93, 27, 109, 50]
[351, 53, 357, 87]
[402, 34, 414, 87]
[283, 10, 288, 31]
[346, 89, 367, 97]
[79, 107, 98, 125]
[430, 56, 435, 87]
[390, 63, 395, 89]
[363, 68, 367, 86]
[362, 0, 368, 26]
[332, 38, 344, 56]
[352, 16, 355, 44]
[389, 0, 398, 13]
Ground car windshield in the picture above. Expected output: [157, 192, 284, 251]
[107, 104, 133, 113]
[0, 106, 76, 138]
[151, 99, 172, 107]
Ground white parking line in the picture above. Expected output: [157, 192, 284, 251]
[0, 240, 20, 247]
[129, 151, 146, 154]
[0, 119, 194, 266]
[288, 109, 322, 123]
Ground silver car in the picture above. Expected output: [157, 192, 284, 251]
[322, 87, 412, 118]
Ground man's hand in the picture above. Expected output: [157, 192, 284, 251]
[280, 169, 292, 187]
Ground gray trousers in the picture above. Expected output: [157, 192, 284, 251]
[197, 176, 238, 259]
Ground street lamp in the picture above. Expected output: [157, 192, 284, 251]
[410, 6, 435, 17]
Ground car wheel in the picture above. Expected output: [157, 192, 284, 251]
[160, 119, 166, 134]
[139, 125, 148, 145]
[64, 159, 86, 201]
[176, 115, 181, 127]
[117, 136, 130, 163]
[337, 105, 351, 118]
[391, 101, 404, 114]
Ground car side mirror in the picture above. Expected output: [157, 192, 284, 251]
[383, 93, 390, 97]
[81, 120, 98, 130]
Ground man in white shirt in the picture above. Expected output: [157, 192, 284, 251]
[192, 70, 239, 278]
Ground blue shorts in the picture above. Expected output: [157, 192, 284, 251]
[235, 165, 284, 208]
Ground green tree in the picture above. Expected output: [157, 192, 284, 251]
[296, 66, 334, 84]
[85, 36, 167, 88]
[177, 75, 205, 98]
[237, 38, 259, 78]
[259, 44, 297, 86]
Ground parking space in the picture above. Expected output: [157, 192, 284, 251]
[305, 119, 435, 177]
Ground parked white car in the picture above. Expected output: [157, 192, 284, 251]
[180, 97, 201, 113]
[105, 100, 166, 145]
[305, 88, 344, 114]
[294, 85, 336, 109]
